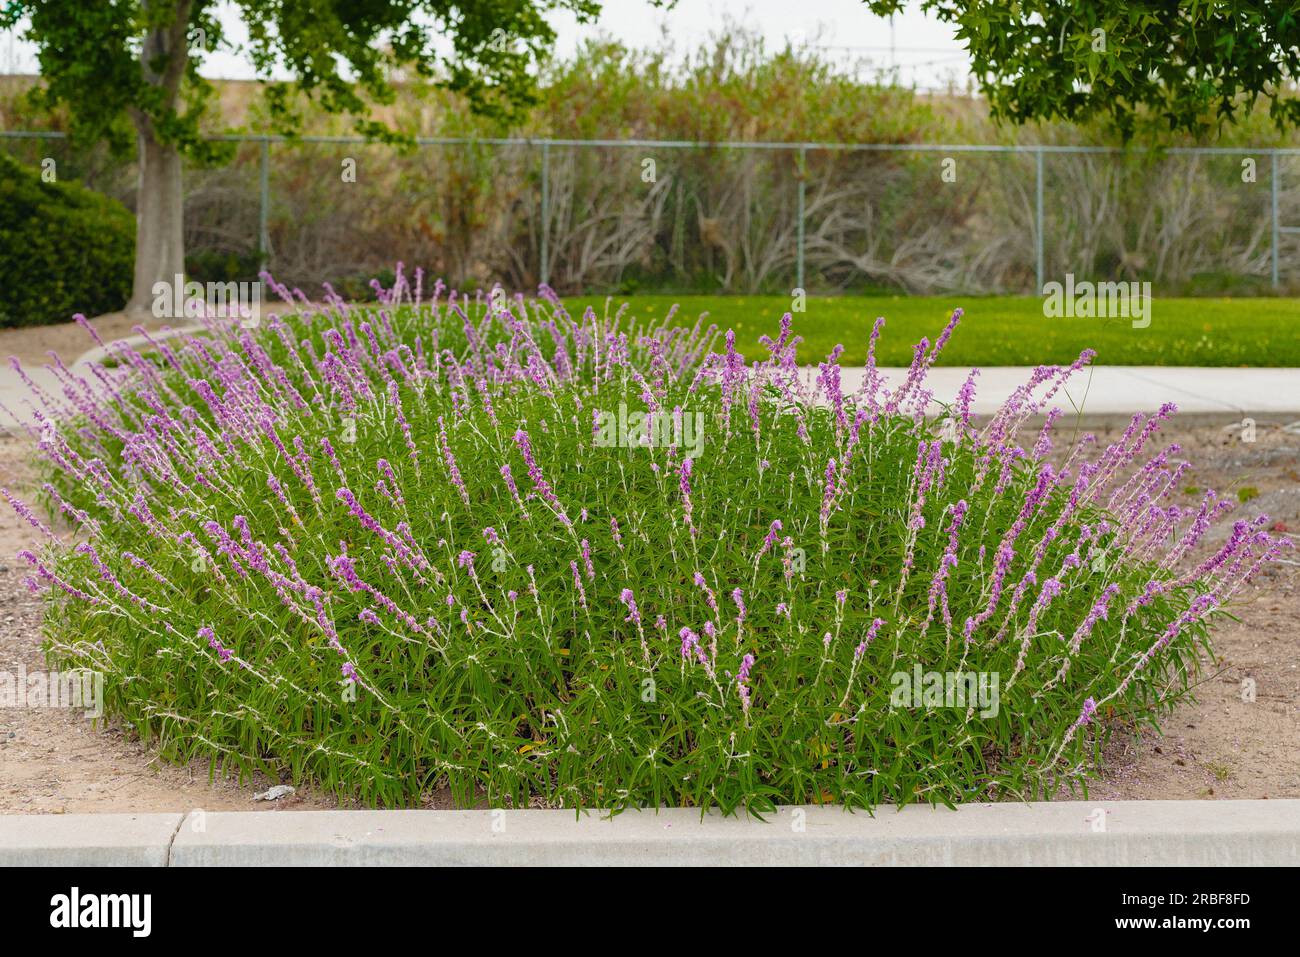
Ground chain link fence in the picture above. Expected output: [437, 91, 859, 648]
[4, 130, 1299, 296]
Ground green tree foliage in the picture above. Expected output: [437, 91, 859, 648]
[2, 0, 612, 152]
[0, 0, 636, 312]
[866, 1, 1300, 137]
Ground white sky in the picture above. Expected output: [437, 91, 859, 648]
[1, 0, 970, 89]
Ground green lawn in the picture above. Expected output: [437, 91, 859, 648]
[563, 294, 1299, 366]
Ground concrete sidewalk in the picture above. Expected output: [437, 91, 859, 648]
[2, 800, 1297, 866]
[5, 357, 1298, 431]
[834, 366, 1300, 416]
[3, 321, 1299, 430]
[0, 324, 203, 431]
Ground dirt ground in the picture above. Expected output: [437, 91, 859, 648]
[1058, 413, 1300, 802]
[0, 410, 1295, 813]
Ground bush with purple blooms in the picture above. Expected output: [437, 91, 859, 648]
[8, 273, 1288, 813]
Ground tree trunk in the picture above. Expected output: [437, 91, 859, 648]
[126, 132, 186, 315]
[124, 0, 192, 317]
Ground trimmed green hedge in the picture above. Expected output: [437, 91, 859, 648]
[0, 152, 135, 328]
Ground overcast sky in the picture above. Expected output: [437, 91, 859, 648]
[1, 0, 970, 89]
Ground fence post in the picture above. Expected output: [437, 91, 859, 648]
[1272, 151, 1280, 289]
[540, 141, 550, 288]
[1035, 148, 1045, 294]
[258, 138, 270, 266]
[796, 146, 806, 291]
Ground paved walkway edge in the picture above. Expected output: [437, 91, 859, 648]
[2, 801, 1297, 866]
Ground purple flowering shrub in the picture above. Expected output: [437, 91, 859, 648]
[9, 272, 1288, 813]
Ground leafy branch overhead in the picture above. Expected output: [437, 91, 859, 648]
[865, 1, 1300, 137]
[2, 0, 680, 313]
[0, 0, 617, 156]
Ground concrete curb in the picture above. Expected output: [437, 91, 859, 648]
[3, 801, 1297, 866]
[0, 813, 183, 867]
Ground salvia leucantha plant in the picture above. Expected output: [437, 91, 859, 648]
[5, 270, 1288, 814]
